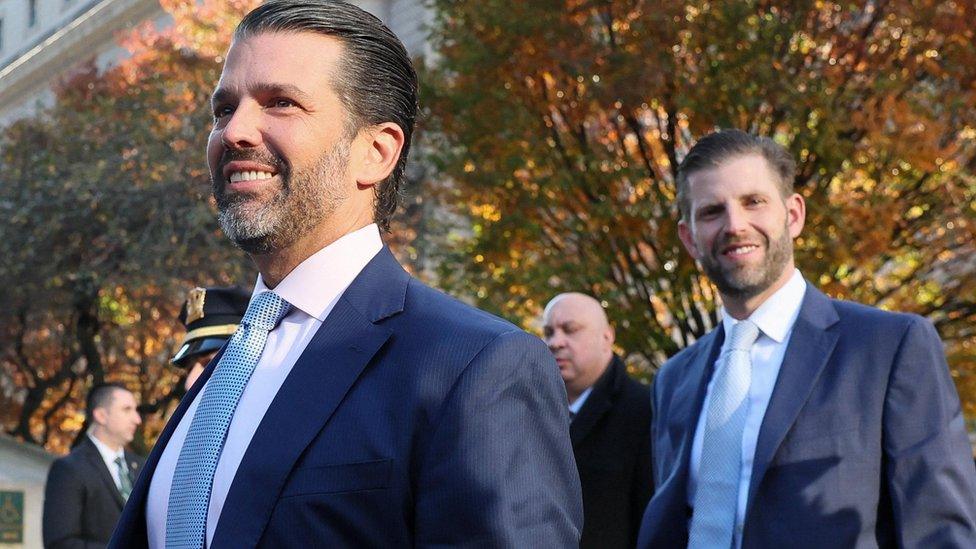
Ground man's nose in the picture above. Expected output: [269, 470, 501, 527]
[723, 204, 750, 235]
[220, 102, 262, 149]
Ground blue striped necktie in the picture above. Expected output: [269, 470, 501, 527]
[689, 319, 761, 549]
[165, 291, 291, 548]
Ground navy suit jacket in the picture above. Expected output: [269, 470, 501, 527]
[110, 247, 582, 547]
[638, 285, 976, 548]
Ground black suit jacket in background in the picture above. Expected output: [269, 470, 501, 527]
[43, 436, 144, 549]
[572, 355, 653, 549]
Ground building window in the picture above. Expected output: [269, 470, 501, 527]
[28, 0, 37, 27]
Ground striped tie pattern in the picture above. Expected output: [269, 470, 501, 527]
[689, 319, 761, 549]
[115, 456, 132, 502]
[165, 291, 290, 549]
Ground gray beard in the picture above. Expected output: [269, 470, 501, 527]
[214, 143, 349, 255]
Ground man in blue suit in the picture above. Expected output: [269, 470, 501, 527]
[638, 129, 976, 548]
[109, 1, 582, 547]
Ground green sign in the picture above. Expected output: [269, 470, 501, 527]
[0, 491, 22, 544]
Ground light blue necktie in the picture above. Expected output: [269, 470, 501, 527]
[689, 319, 760, 549]
[165, 291, 290, 549]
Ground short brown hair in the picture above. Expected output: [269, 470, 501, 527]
[676, 129, 796, 220]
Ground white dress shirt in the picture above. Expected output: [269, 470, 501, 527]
[146, 224, 383, 549]
[688, 269, 806, 544]
[88, 433, 126, 490]
[568, 386, 593, 417]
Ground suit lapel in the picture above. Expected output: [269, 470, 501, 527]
[646, 328, 724, 543]
[746, 286, 839, 513]
[570, 358, 618, 446]
[121, 346, 223, 515]
[110, 350, 222, 547]
[658, 328, 724, 502]
[211, 247, 407, 547]
[80, 438, 125, 509]
[124, 450, 142, 486]
[668, 328, 724, 462]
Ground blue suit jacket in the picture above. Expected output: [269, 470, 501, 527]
[110, 248, 583, 547]
[638, 285, 976, 548]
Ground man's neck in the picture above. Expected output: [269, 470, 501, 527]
[252, 218, 373, 288]
[722, 264, 796, 320]
[90, 430, 122, 453]
[566, 354, 613, 404]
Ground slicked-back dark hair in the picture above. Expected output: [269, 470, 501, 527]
[235, 0, 419, 232]
[676, 129, 796, 221]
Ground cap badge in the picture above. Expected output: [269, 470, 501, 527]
[185, 287, 207, 324]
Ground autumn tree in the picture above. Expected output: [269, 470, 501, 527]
[424, 0, 976, 406]
[0, 0, 260, 453]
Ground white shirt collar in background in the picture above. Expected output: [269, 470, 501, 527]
[88, 432, 125, 488]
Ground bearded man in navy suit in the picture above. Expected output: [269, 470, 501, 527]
[109, 2, 581, 547]
[638, 129, 976, 548]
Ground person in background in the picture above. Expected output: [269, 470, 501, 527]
[543, 292, 653, 549]
[43, 383, 145, 548]
[638, 129, 976, 548]
[171, 286, 250, 391]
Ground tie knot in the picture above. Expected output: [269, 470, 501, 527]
[242, 291, 291, 331]
[114, 456, 125, 467]
[729, 319, 760, 351]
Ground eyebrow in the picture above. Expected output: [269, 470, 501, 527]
[211, 83, 314, 106]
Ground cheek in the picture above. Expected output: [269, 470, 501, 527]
[206, 131, 223, 172]
[692, 230, 713, 255]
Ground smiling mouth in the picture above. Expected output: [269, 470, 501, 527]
[724, 244, 760, 256]
[228, 170, 275, 183]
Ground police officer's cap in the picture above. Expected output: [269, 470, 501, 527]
[171, 286, 250, 367]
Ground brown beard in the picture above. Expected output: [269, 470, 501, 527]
[700, 221, 793, 301]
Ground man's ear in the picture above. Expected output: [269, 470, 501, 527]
[92, 408, 107, 427]
[786, 192, 806, 238]
[352, 122, 405, 189]
[678, 219, 701, 260]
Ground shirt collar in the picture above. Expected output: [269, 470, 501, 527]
[88, 432, 124, 463]
[253, 223, 384, 322]
[721, 268, 806, 344]
[568, 386, 594, 414]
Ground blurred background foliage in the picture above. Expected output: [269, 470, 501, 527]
[423, 0, 976, 401]
[1, 0, 974, 453]
[0, 0, 260, 454]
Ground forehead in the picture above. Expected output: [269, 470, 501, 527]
[101, 388, 133, 408]
[113, 389, 136, 404]
[219, 31, 344, 93]
[684, 154, 781, 203]
[544, 297, 599, 325]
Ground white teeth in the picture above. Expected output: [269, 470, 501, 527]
[728, 245, 758, 255]
[229, 170, 274, 183]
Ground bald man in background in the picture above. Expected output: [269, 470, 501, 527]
[543, 293, 653, 548]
